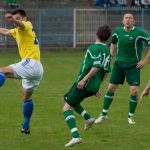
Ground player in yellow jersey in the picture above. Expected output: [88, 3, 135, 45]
[0, 9, 43, 134]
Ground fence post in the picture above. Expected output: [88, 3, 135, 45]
[38, 9, 42, 46]
[73, 8, 76, 48]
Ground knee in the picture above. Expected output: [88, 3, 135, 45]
[130, 87, 138, 96]
[108, 84, 117, 93]
[0, 67, 14, 78]
[23, 89, 33, 100]
[63, 103, 73, 111]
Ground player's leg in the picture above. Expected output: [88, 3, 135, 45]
[74, 91, 95, 131]
[75, 104, 95, 131]
[63, 103, 82, 147]
[16, 59, 43, 133]
[21, 87, 34, 134]
[95, 83, 117, 124]
[128, 86, 138, 124]
[95, 62, 124, 124]
[0, 66, 15, 87]
[125, 66, 140, 124]
[63, 84, 92, 147]
[75, 104, 91, 120]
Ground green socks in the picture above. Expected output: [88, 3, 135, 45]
[75, 105, 91, 120]
[128, 95, 138, 117]
[102, 91, 114, 116]
[64, 110, 80, 138]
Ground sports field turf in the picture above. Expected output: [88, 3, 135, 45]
[0, 50, 150, 150]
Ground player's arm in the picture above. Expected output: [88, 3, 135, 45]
[95, 73, 109, 98]
[5, 13, 25, 30]
[110, 31, 118, 57]
[0, 28, 10, 36]
[137, 30, 150, 69]
[110, 43, 116, 56]
[77, 67, 100, 90]
[140, 80, 150, 103]
[136, 48, 150, 69]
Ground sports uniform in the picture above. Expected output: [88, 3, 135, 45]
[9, 21, 43, 91]
[95, 26, 150, 125]
[110, 26, 150, 85]
[64, 42, 111, 107]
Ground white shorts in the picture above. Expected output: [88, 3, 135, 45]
[10, 59, 43, 91]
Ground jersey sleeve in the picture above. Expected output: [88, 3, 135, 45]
[22, 21, 32, 31]
[9, 29, 16, 39]
[111, 29, 118, 44]
[140, 30, 150, 47]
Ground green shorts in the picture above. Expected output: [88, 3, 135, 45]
[110, 62, 140, 86]
[64, 83, 95, 107]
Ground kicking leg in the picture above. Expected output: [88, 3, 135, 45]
[0, 66, 14, 87]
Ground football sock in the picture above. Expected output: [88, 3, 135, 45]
[102, 91, 114, 116]
[0, 72, 6, 87]
[23, 99, 33, 129]
[128, 95, 138, 117]
[75, 105, 91, 120]
[64, 110, 80, 138]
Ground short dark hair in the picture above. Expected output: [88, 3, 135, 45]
[96, 25, 111, 42]
[12, 9, 26, 17]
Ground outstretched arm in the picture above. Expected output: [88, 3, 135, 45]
[5, 13, 25, 30]
[137, 48, 150, 69]
[0, 28, 10, 36]
[140, 80, 150, 103]
[77, 67, 100, 90]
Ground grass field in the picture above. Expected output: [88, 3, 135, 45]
[0, 50, 150, 150]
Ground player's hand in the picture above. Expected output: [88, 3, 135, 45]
[136, 60, 146, 69]
[140, 89, 149, 103]
[5, 13, 14, 21]
[77, 80, 86, 90]
[95, 91, 102, 98]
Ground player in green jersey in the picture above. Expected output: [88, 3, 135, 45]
[95, 13, 150, 125]
[140, 80, 150, 103]
[63, 25, 112, 147]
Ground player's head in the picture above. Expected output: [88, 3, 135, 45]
[122, 13, 135, 28]
[12, 9, 27, 21]
[96, 25, 111, 42]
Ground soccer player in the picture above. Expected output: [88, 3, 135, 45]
[0, 9, 43, 134]
[140, 80, 150, 102]
[63, 25, 112, 147]
[95, 13, 150, 125]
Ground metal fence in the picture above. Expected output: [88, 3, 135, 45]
[0, 7, 150, 48]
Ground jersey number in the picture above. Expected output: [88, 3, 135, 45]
[32, 29, 39, 45]
[34, 37, 39, 45]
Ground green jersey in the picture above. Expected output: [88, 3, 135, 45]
[76, 42, 111, 93]
[112, 26, 150, 63]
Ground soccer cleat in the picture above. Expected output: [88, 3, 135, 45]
[65, 138, 82, 147]
[20, 128, 30, 134]
[84, 117, 95, 131]
[128, 117, 136, 124]
[94, 115, 108, 124]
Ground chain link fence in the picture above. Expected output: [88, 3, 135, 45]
[0, 7, 150, 49]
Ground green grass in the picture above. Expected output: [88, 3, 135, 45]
[0, 50, 150, 150]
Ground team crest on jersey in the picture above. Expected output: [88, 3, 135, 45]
[129, 37, 134, 40]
